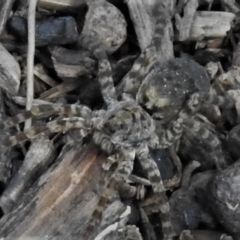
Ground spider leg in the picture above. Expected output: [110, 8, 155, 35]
[157, 117, 183, 148]
[225, 89, 240, 120]
[124, 225, 143, 240]
[185, 118, 227, 170]
[183, 93, 227, 168]
[207, 87, 235, 109]
[83, 148, 135, 240]
[47, 117, 90, 134]
[94, 48, 117, 107]
[2, 117, 90, 147]
[0, 104, 92, 130]
[136, 144, 173, 240]
[94, 100, 136, 129]
[118, 1, 169, 97]
[92, 131, 115, 154]
[156, 92, 206, 148]
[207, 88, 240, 125]
[2, 126, 49, 147]
[118, 46, 156, 97]
[152, 0, 169, 51]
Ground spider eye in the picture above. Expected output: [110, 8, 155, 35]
[153, 115, 163, 120]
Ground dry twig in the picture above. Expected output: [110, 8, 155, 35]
[25, 0, 38, 129]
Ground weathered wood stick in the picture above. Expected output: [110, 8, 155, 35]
[0, 143, 127, 240]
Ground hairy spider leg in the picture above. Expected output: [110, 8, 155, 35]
[80, 22, 118, 107]
[2, 117, 90, 147]
[184, 118, 226, 170]
[225, 89, 240, 117]
[83, 148, 135, 240]
[206, 88, 240, 117]
[2, 126, 50, 147]
[152, 0, 169, 51]
[158, 117, 183, 148]
[0, 104, 92, 130]
[118, 0, 169, 97]
[156, 92, 206, 149]
[136, 144, 174, 240]
[92, 131, 115, 154]
[93, 48, 117, 107]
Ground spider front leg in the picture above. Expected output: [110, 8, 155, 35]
[118, 46, 156, 97]
[94, 48, 117, 107]
[0, 103, 92, 130]
[118, 0, 170, 97]
[83, 147, 135, 240]
[136, 144, 174, 240]
[2, 117, 90, 147]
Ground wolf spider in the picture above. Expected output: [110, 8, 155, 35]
[0, 1, 228, 240]
[1, 2, 175, 240]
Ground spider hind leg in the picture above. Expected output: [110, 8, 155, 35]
[83, 148, 135, 239]
[136, 144, 174, 240]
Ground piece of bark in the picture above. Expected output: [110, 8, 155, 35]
[39, 81, 82, 100]
[0, 0, 15, 36]
[0, 43, 21, 95]
[0, 135, 55, 214]
[209, 159, 240, 238]
[79, 0, 127, 54]
[0, 143, 128, 240]
[38, 0, 86, 10]
[180, 230, 233, 240]
[34, 64, 58, 88]
[8, 16, 78, 46]
[189, 11, 236, 40]
[49, 46, 96, 79]
[0, 90, 11, 188]
[53, 62, 93, 79]
[48, 46, 95, 66]
[125, 0, 153, 51]
[11, 96, 58, 106]
[175, 0, 199, 41]
[221, 0, 240, 14]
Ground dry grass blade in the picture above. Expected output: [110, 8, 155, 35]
[25, 0, 38, 130]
